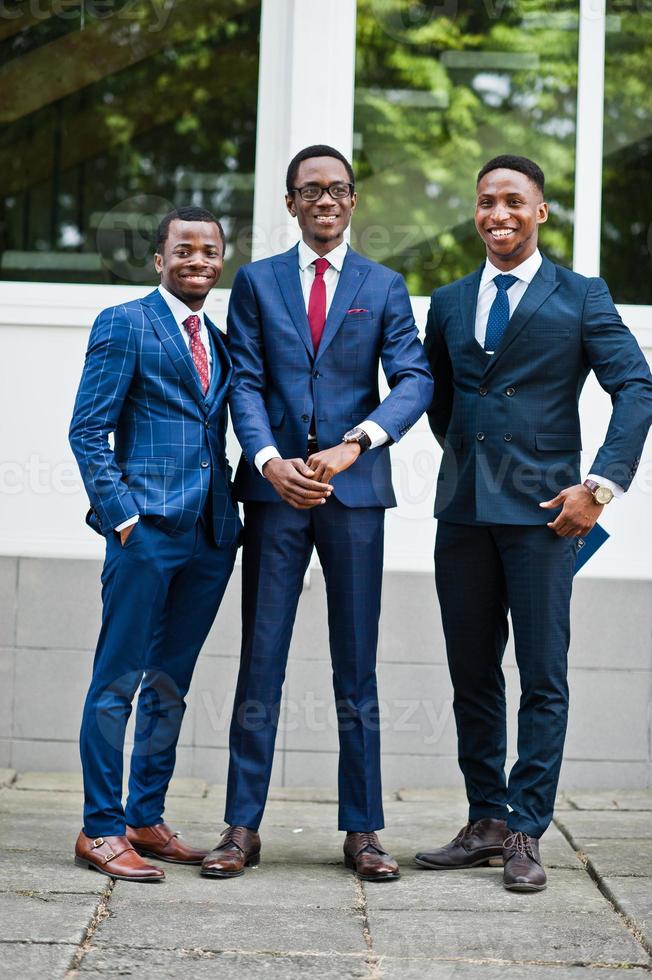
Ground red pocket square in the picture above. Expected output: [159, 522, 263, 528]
[347, 308, 369, 314]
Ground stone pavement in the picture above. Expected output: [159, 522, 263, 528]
[0, 771, 651, 979]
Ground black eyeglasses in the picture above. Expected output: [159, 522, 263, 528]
[290, 182, 355, 202]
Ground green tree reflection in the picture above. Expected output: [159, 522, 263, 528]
[353, 0, 578, 294]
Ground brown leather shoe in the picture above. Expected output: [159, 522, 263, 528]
[74, 831, 165, 882]
[503, 831, 547, 892]
[126, 822, 209, 865]
[200, 826, 261, 878]
[343, 832, 400, 881]
[415, 818, 507, 870]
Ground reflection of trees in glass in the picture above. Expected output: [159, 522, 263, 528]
[0, 0, 260, 286]
[353, 0, 578, 294]
[601, 3, 652, 304]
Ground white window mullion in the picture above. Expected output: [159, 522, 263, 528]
[573, 0, 606, 277]
[252, 0, 357, 260]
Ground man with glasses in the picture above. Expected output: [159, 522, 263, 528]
[200, 145, 433, 881]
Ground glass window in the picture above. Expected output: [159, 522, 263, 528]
[601, 2, 652, 304]
[0, 0, 260, 286]
[353, 1, 579, 295]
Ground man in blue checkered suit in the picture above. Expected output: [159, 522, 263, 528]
[69, 206, 241, 882]
[199, 146, 433, 882]
[415, 156, 652, 892]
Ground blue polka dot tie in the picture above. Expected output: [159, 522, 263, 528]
[484, 274, 518, 352]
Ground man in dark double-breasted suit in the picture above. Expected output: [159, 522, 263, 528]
[416, 155, 652, 891]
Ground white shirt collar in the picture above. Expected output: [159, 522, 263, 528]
[298, 238, 348, 273]
[158, 283, 206, 329]
[481, 248, 542, 287]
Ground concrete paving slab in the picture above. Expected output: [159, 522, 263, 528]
[14, 771, 82, 792]
[0, 768, 16, 788]
[0, 942, 77, 980]
[376, 961, 652, 980]
[602, 876, 652, 948]
[0, 788, 82, 813]
[0, 891, 103, 944]
[13, 771, 207, 798]
[564, 790, 652, 811]
[578, 839, 652, 878]
[368, 910, 650, 964]
[0, 849, 107, 894]
[93, 901, 367, 955]
[106, 862, 357, 909]
[78, 947, 369, 978]
[364, 868, 608, 913]
[0, 812, 80, 852]
[555, 811, 652, 840]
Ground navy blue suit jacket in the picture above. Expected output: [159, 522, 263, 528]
[228, 244, 434, 507]
[69, 289, 242, 546]
[424, 255, 652, 525]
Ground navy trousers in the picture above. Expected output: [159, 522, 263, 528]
[225, 497, 386, 832]
[80, 516, 236, 837]
[435, 521, 576, 839]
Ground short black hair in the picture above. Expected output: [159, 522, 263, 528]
[156, 206, 225, 252]
[477, 155, 545, 195]
[286, 144, 355, 193]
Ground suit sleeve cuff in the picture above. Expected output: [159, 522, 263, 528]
[586, 474, 625, 499]
[114, 514, 139, 532]
[255, 445, 281, 476]
[359, 420, 389, 450]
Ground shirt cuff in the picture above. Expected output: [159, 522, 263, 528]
[586, 474, 625, 499]
[255, 445, 281, 476]
[114, 514, 139, 532]
[359, 420, 389, 450]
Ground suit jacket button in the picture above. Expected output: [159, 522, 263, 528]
[479, 386, 488, 396]
[201, 461, 210, 468]
[204, 419, 210, 427]
[476, 432, 485, 441]
[313, 370, 320, 379]
[301, 414, 310, 423]
[505, 387, 515, 396]
[503, 433, 512, 442]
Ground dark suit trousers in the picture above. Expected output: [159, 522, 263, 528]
[226, 497, 386, 832]
[80, 516, 236, 837]
[435, 521, 576, 838]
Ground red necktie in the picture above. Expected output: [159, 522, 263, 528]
[183, 314, 209, 394]
[307, 258, 329, 352]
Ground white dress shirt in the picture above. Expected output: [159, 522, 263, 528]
[114, 285, 213, 531]
[254, 240, 388, 476]
[474, 249, 622, 498]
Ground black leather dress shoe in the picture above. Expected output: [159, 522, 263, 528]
[415, 818, 507, 869]
[503, 831, 547, 892]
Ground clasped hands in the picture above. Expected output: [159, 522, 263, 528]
[540, 484, 603, 537]
[263, 442, 361, 509]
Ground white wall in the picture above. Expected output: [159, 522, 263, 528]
[1, 281, 650, 577]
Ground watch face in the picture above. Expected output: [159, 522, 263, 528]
[595, 486, 614, 505]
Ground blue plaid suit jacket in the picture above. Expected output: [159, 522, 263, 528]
[69, 289, 242, 546]
[425, 254, 652, 525]
[227, 244, 434, 507]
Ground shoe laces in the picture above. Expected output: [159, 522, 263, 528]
[353, 831, 383, 854]
[220, 825, 249, 852]
[453, 822, 473, 845]
[504, 831, 534, 859]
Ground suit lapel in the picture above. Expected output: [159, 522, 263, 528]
[272, 245, 314, 358]
[482, 255, 559, 378]
[205, 317, 232, 413]
[315, 249, 370, 364]
[459, 265, 488, 368]
[142, 290, 208, 411]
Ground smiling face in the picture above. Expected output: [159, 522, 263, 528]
[154, 219, 224, 310]
[475, 168, 548, 271]
[285, 156, 356, 255]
